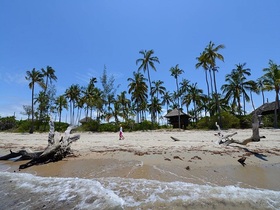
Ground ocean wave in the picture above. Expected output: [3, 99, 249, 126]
[0, 172, 279, 210]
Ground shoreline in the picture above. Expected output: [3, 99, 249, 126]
[1, 129, 280, 191]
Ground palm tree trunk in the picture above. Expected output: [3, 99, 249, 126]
[208, 69, 214, 95]
[204, 70, 210, 97]
[274, 90, 279, 128]
[213, 70, 222, 127]
[262, 90, 265, 105]
[30, 84, 35, 134]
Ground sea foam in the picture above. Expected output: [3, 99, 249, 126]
[1, 171, 280, 210]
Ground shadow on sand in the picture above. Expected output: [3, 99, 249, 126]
[231, 145, 268, 161]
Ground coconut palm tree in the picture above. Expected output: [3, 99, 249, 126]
[184, 83, 203, 123]
[41, 66, 57, 93]
[199, 41, 225, 124]
[136, 50, 160, 123]
[170, 64, 184, 129]
[256, 77, 266, 105]
[262, 60, 280, 128]
[196, 53, 211, 97]
[117, 91, 131, 122]
[65, 84, 81, 125]
[148, 97, 162, 125]
[161, 91, 172, 113]
[221, 69, 241, 115]
[127, 71, 148, 123]
[233, 63, 251, 115]
[179, 79, 191, 112]
[55, 95, 68, 124]
[25, 68, 45, 133]
[151, 80, 166, 100]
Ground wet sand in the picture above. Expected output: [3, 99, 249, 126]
[1, 129, 280, 190]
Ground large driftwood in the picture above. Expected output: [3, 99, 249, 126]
[216, 112, 265, 146]
[0, 119, 80, 169]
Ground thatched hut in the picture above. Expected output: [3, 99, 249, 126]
[252, 101, 280, 115]
[79, 117, 93, 124]
[164, 108, 192, 129]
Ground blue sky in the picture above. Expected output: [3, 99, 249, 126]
[0, 1, 280, 121]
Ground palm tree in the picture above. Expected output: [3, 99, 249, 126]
[117, 91, 131, 122]
[196, 53, 211, 97]
[127, 71, 148, 123]
[262, 60, 280, 128]
[179, 79, 190, 112]
[183, 83, 203, 123]
[199, 41, 225, 124]
[136, 49, 160, 123]
[151, 80, 166, 100]
[25, 68, 45, 133]
[148, 97, 162, 125]
[55, 95, 68, 124]
[256, 77, 266, 105]
[221, 69, 242, 115]
[161, 91, 172, 125]
[41, 66, 57, 93]
[170, 64, 184, 129]
[233, 63, 251, 115]
[65, 84, 81, 125]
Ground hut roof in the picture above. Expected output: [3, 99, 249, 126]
[164, 108, 192, 118]
[252, 101, 279, 115]
[79, 117, 93, 123]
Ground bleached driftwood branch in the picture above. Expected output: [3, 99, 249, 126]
[0, 118, 80, 169]
[216, 113, 265, 146]
[214, 122, 237, 145]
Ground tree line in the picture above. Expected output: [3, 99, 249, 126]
[21, 41, 280, 132]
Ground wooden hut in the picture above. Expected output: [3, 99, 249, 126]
[164, 108, 192, 129]
[252, 101, 280, 115]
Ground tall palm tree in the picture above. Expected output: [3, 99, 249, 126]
[221, 69, 242, 115]
[170, 64, 184, 129]
[196, 53, 211, 97]
[233, 63, 251, 115]
[183, 83, 203, 123]
[151, 80, 166, 100]
[65, 84, 81, 125]
[136, 49, 160, 123]
[179, 79, 191, 112]
[148, 97, 162, 125]
[25, 68, 45, 133]
[55, 95, 68, 124]
[262, 60, 280, 128]
[151, 80, 166, 123]
[117, 91, 131, 122]
[256, 77, 266, 105]
[41, 66, 57, 93]
[127, 71, 148, 123]
[161, 91, 172, 113]
[199, 41, 225, 124]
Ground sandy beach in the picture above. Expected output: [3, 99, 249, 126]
[1, 128, 280, 191]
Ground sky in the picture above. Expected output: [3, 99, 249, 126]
[0, 1, 280, 122]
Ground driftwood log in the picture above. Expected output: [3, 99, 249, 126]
[216, 112, 265, 146]
[0, 119, 80, 169]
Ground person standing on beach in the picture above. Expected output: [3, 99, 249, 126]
[119, 125, 125, 140]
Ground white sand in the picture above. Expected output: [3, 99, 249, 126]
[1, 129, 280, 189]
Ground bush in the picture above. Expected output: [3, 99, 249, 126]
[0, 116, 17, 131]
[79, 120, 100, 132]
[197, 112, 240, 130]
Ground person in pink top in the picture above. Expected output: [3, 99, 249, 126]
[119, 124, 125, 140]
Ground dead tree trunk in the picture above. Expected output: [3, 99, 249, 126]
[0, 119, 80, 169]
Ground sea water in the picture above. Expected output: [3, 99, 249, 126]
[0, 171, 279, 210]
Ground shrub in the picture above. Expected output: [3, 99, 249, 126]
[0, 116, 17, 131]
[197, 112, 240, 130]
